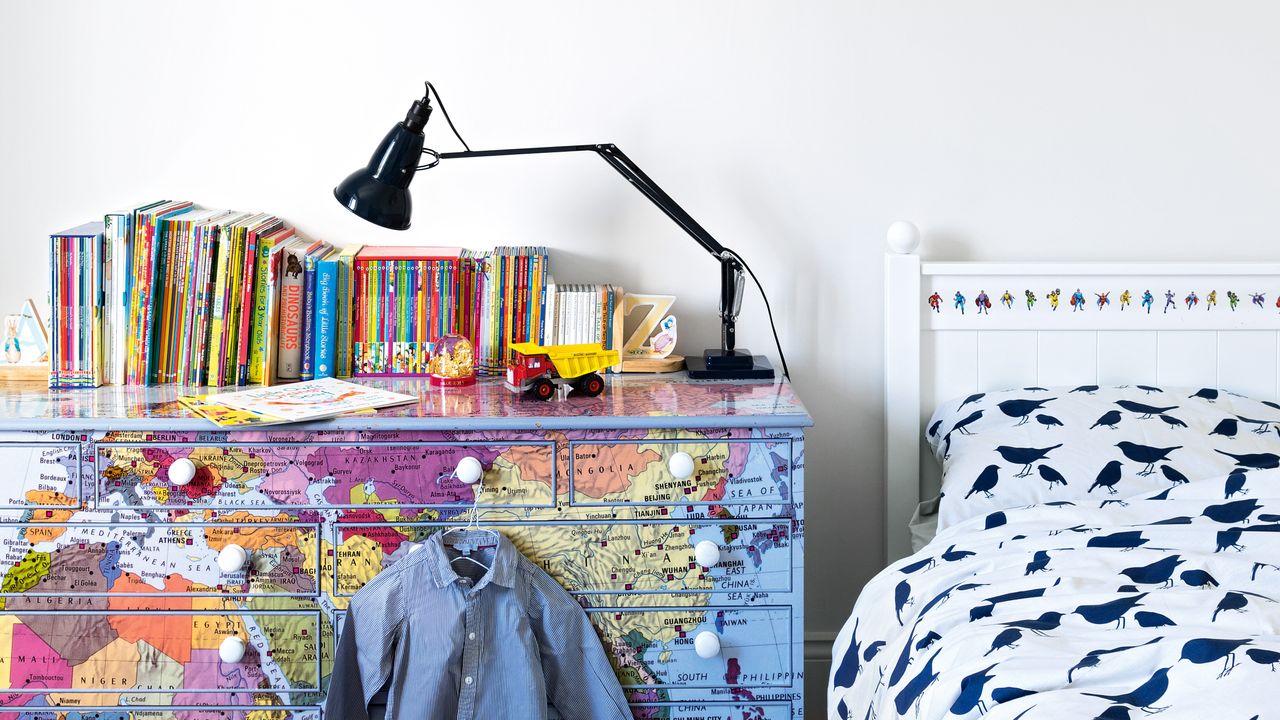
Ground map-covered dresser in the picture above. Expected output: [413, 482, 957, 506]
[0, 374, 810, 719]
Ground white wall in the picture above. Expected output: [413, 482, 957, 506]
[6, 1, 1280, 712]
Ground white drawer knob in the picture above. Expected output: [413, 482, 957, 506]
[668, 452, 695, 480]
[694, 540, 721, 568]
[219, 636, 246, 663]
[694, 631, 721, 658]
[456, 457, 484, 485]
[168, 458, 197, 486]
[217, 544, 249, 573]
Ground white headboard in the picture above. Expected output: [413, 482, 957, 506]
[883, 221, 1280, 562]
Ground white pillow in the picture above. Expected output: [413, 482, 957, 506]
[927, 384, 1280, 531]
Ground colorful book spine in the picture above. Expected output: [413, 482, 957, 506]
[276, 244, 306, 381]
[300, 253, 318, 382]
[334, 244, 361, 378]
[313, 252, 337, 379]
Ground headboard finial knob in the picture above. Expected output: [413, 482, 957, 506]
[887, 221, 921, 254]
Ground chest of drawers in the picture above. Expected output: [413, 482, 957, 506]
[0, 374, 809, 718]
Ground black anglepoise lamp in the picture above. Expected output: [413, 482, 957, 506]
[335, 82, 787, 380]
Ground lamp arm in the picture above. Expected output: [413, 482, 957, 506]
[438, 143, 745, 352]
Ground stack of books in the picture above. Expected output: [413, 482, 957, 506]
[547, 283, 624, 351]
[48, 222, 106, 388]
[49, 203, 622, 388]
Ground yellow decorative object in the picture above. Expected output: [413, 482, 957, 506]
[429, 334, 477, 387]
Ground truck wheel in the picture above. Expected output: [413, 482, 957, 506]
[529, 378, 555, 400]
[578, 373, 605, 397]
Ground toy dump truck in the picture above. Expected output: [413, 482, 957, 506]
[505, 342, 620, 400]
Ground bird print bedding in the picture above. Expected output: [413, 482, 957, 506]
[829, 465, 1280, 719]
[928, 385, 1280, 532]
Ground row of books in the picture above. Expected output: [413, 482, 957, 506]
[49, 203, 611, 387]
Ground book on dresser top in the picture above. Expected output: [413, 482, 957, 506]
[198, 377, 416, 423]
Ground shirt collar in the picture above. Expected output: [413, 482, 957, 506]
[426, 530, 518, 590]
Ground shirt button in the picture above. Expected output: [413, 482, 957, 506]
[464, 676, 474, 685]
[468, 632, 476, 640]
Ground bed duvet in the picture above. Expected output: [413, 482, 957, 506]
[830, 468, 1280, 719]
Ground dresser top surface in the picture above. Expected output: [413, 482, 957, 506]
[0, 373, 811, 432]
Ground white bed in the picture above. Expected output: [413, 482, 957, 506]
[828, 223, 1280, 719]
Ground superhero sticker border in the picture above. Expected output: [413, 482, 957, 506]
[927, 288, 1280, 315]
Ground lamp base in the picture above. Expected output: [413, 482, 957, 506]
[685, 349, 776, 380]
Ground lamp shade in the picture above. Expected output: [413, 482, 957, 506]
[333, 122, 426, 231]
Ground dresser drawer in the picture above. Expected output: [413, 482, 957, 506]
[568, 438, 791, 509]
[95, 441, 556, 510]
[0, 522, 320, 600]
[591, 605, 793, 688]
[0, 609, 322, 698]
[328, 520, 794, 598]
[629, 701, 793, 719]
[0, 441, 83, 510]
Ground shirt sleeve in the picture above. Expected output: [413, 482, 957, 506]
[527, 566, 632, 719]
[324, 564, 405, 720]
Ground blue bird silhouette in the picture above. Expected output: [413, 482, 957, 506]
[1225, 470, 1248, 498]
[987, 583, 1057, 606]
[1067, 637, 1163, 682]
[1001, 611, 1065, 636]
[1089, 460, 1124, 494]
[1203, 498, 1263, 524]
[942, 544, 975, 562]
[1157, 465, 1188, 486]
[1036, 413, 1064, 429]
[894, 579, 912, 624]
[888, 626, 917, 687]
[966, 465, 1001, 498]
[1190, 388, 1219, 402]
[1073, 385, 1101, 394]
[1180, 637, 1251, 678]
[1091, 410, 1123, 430]
[1212, 590, 1276, 621]
[1158, 414, 1187, 429]
[1074, 593, 1146, 628]
[996, 444, 1063, 477]
[984, 628, 1023, 656]
[1181, 569, 1219, 588]
[1116, 441, 1181, 475]
[959, 392, 985, 409]
[899, 556, 937, 574]
[1148, 487, 1175, 501]
[914, 631, 940, 651]
[991, 686, 1035, 704]
[1025, 386, 1049, 391]
[951, 409, 984, 436]
[927, 419, 943, 437]
[1246, 647, 1280, 670]
[864, 640, 886, 662]
[1120, 555, 1184, 587]
[1088, 530, 1149, 550]
[1266, 400, 1280, 410]
[1235, 414, 1280, 435]
[985, 511, 1007, 530]
[1025, 550, 1052, 575]
[950, 664, 999, 715]
[998, 397, 1058, 426]
[1137, 385, 1163, 393]
[1210, 418, 1238, 439]
[893, 648, 943, 716]
[1038, 464, 1068, 488]
[831, 619, 861, 687]
[970, 603, 995, 621]
[1134, 611, 1176, 628]
[1115, 399, 1179, 418]
[1215, 449, 1280, 470]
[1216, 528, 1247, 553]
[1082, 667, 1172, 712]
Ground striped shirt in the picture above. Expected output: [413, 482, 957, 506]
[325, 530, 632, 719]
